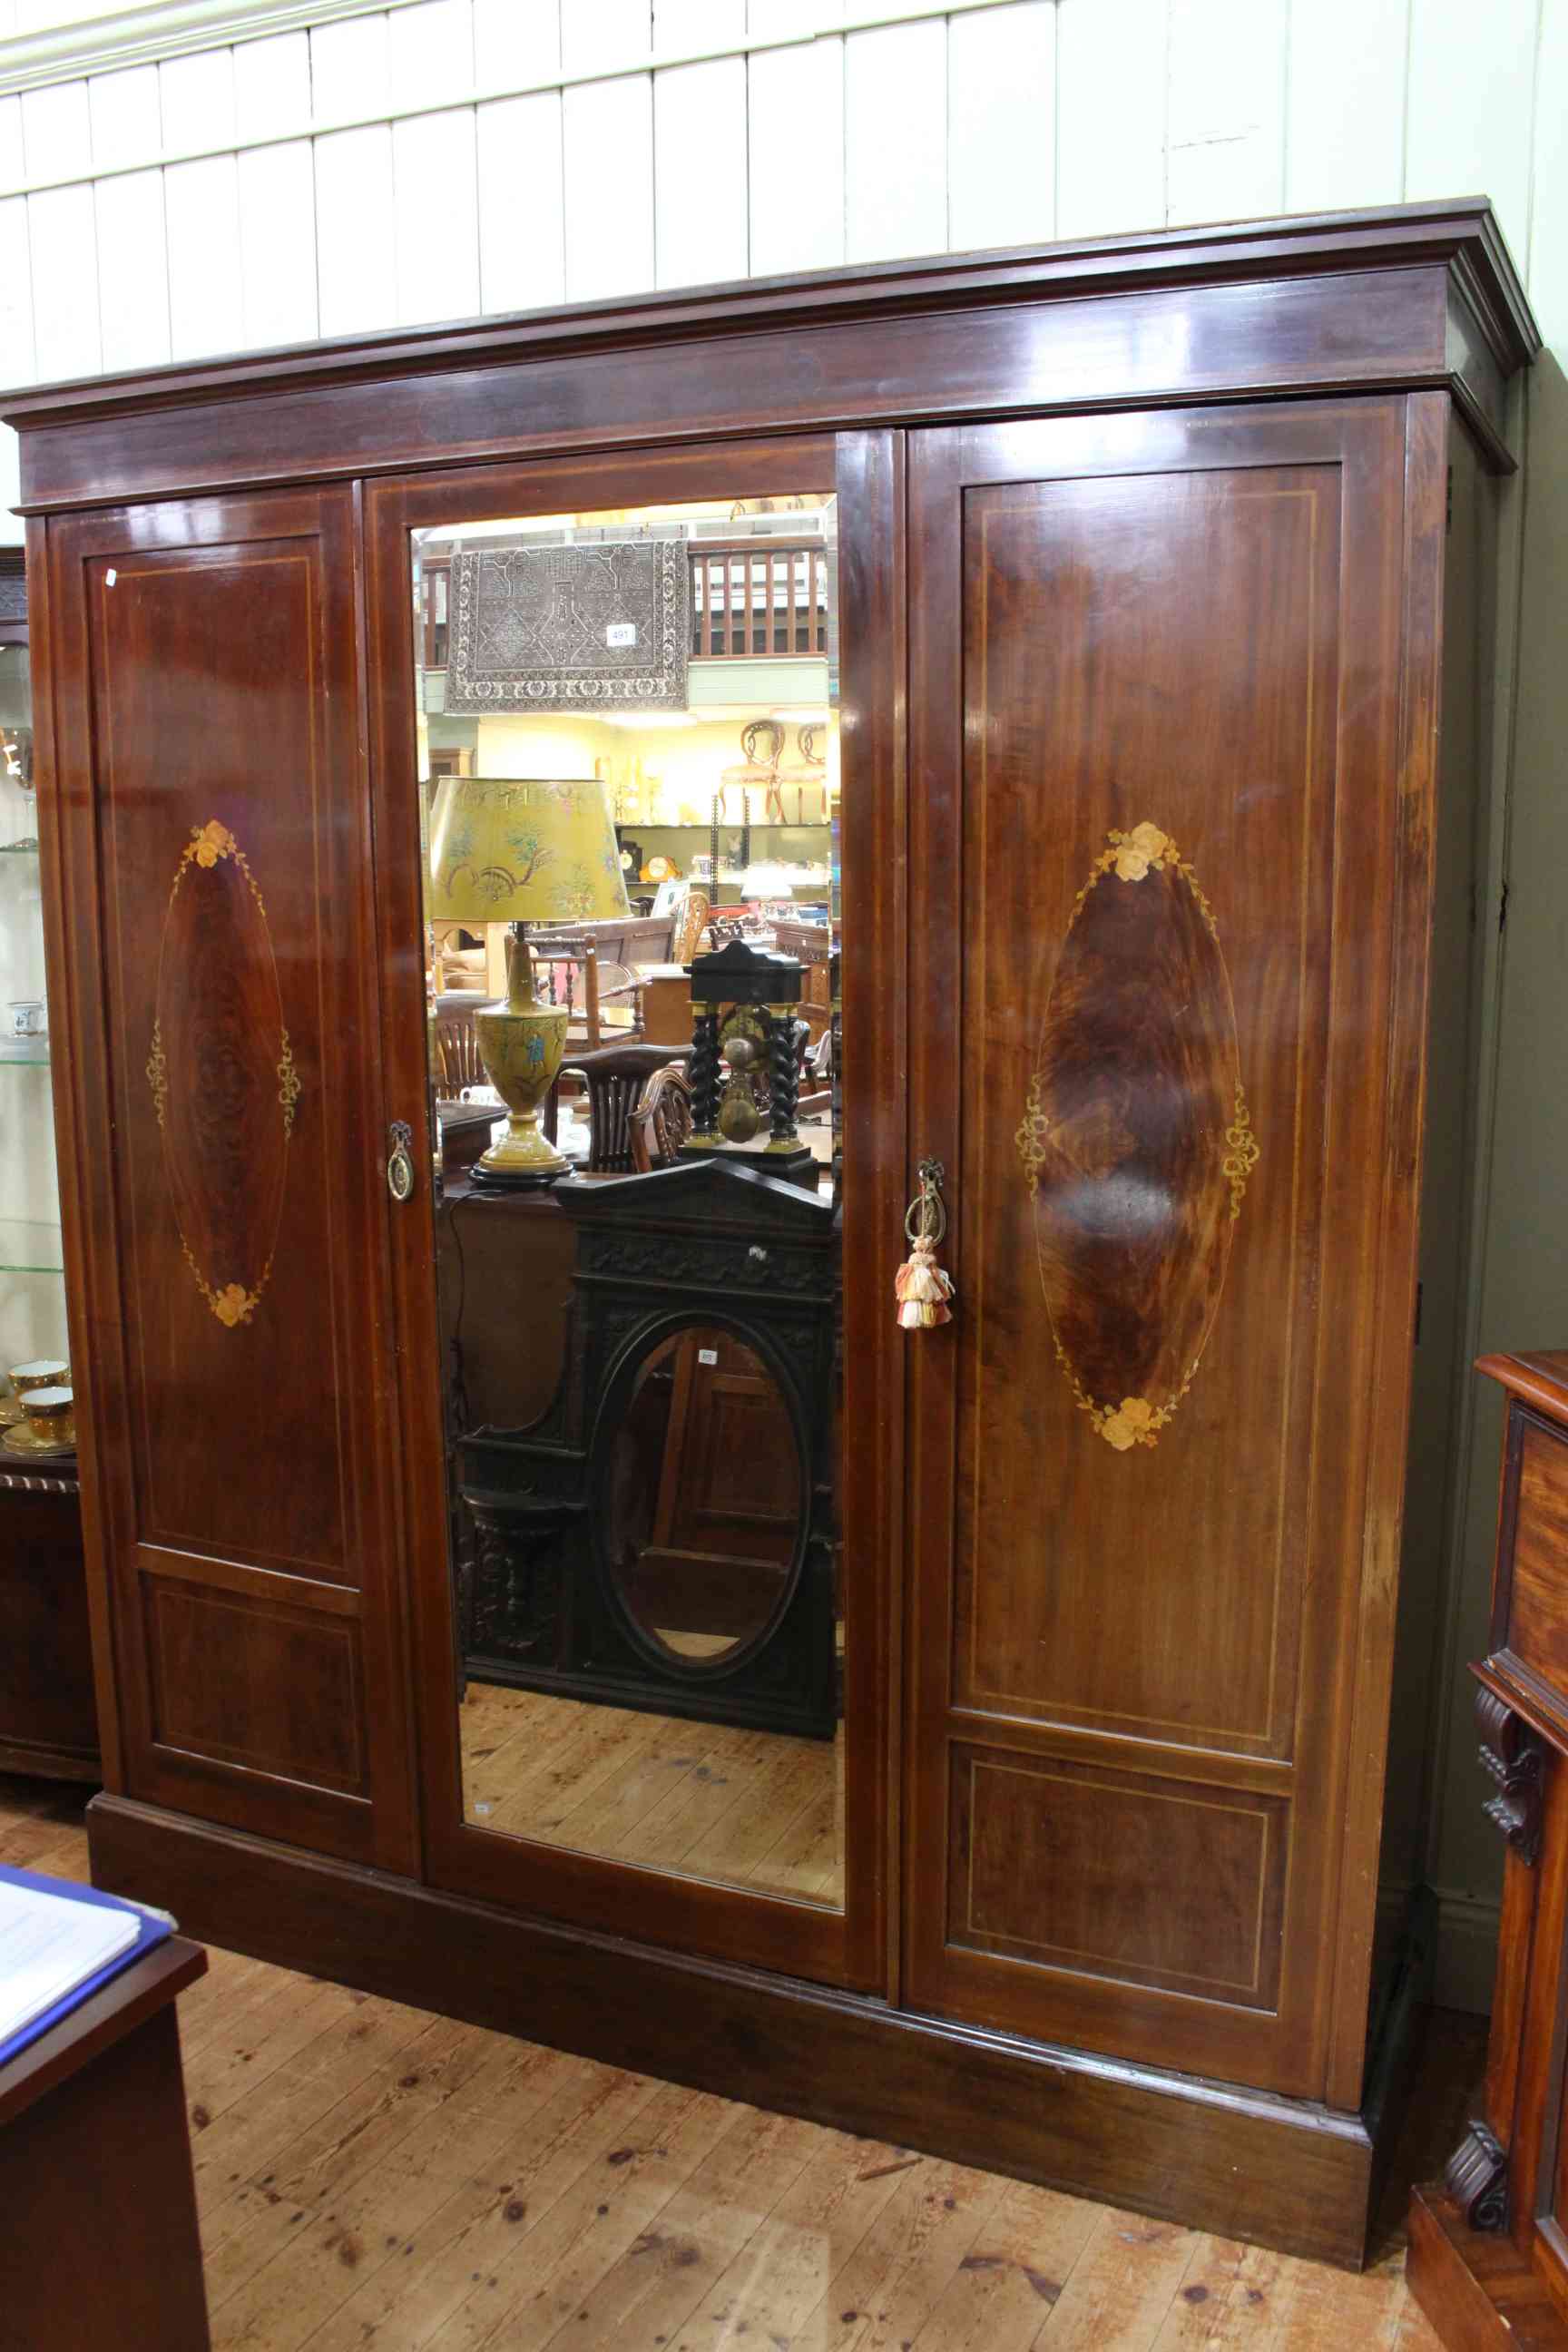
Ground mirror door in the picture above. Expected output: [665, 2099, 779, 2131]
[367, 436, 902, 1991]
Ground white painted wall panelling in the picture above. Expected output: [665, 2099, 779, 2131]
[0, 189, 34, 379]
[310, 4, 390, 120]
[561, 0, 649, 83]
[159, 40, 236, 149]
[947, 0, 1053, 252]
[160, 46, 241, 359]
[239, 136, 318, 345]
[656, 0, 743, 47]
[0, 95, 21, 193]
[562, 71, 653, 302]
[19, 67, 90, 173]
[1165, 0, 1286, 227]
[315, 117, 395, 331]
[26, 181, 97, 376]
[1406, 0, 1538, 261]
[86, 60, 160, 167]
[475, 89, 564, 313]
[745, 5, 843, 278]
[844, 15, 946, 263]
[233, 28, 310, 141]
[1054, 0, 1167, 240]
[95, 166, 171, 368]
[85, 54, 168, 371]
[388, 0, 471, 110]
[655, 52, 747, 288]
[1285, 0, 1408, 215]
[653, 0, 747, 287]
[470, 0, 560, 90]
[393, 103, 477, 322]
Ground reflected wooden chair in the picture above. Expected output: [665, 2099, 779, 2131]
[534, 937, 646, 1052]
[672, 887, 712, 965]
[562, 1041, 693, 1174]
[799, 1024, 833, 1119]
[433, 992, 488, 1097]
[629, 1062, 694, 1172]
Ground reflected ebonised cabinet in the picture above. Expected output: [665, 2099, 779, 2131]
[459, 1161, 840, 1742]
[3, 200, 1538, 2269]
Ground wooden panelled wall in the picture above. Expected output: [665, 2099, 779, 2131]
[0, 2, 1564, 2024]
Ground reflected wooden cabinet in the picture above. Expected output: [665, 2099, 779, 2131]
[6, 201, 1539, 2270]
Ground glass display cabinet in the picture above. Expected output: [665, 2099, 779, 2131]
[0, 548, 98, 1782]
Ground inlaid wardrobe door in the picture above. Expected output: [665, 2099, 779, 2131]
[904, 399, 1427, 2099]
[42, 491, 415, 1868]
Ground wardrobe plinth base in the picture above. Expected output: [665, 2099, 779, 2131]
[87, 1792, 1385, 2268]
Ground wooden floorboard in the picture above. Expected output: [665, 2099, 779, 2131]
[460, 1680, 848, 1906]
[1, 1773, 1459, 2348]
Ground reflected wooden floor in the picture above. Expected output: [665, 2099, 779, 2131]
[0, 1775, 1463, 2351]
[459, 1678, 846, 1906]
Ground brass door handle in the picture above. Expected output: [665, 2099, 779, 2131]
[387, 1121, 416, 1203]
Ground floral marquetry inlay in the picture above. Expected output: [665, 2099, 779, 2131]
[278, 1034, 302, 1139]
[146, 1021, 168, 1130]
[1016, 819, 1259, 1452]
[179, 818, 266, 909]
[150, 817, 301, 1330]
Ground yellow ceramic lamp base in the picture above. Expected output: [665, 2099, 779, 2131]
[472, 940, 572, 1188]
[424, 773, 629, 1185]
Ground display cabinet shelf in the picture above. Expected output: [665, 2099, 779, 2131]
[0, 1041, 49, 1065]
[0, 1218, 64, 1274]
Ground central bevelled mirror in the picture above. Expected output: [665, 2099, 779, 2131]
[407, 475, 854, 1953]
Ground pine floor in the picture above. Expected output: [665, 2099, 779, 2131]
[460, 1679, 846, 1905]
[2, 1772, 1467, 2350]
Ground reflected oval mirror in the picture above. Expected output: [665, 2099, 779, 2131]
[604, 1324, 804, 1670]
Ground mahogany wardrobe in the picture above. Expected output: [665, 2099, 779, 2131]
[5, 201, 1537, 2267]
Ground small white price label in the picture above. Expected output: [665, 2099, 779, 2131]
[698, 1348, 719, 1367]
[605, 621, 637, 648]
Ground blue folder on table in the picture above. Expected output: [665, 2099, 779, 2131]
[0, 1862, 175, 2069]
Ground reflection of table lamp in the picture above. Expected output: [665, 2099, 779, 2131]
[427, 777, 628, 1188]
[740, 858, 795, 906]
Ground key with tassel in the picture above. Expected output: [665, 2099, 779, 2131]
[896, 1158, 956, 1330]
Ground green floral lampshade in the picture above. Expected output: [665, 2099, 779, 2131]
[426, 776, 629, 926]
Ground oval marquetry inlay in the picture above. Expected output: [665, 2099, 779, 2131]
[150, 820, 300, 1328]
[1016, 823, 1258, 1451]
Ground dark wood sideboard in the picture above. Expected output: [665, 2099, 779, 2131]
[0, 1458, 99, 1781]
[1409, 1352, 1568, 2347]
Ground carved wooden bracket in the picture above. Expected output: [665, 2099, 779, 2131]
[1445, 2117, 1508, 2231]
[1476, 1686, 1545, 1867]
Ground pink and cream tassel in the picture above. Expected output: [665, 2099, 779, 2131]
[896, 1160, 956, 1330]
